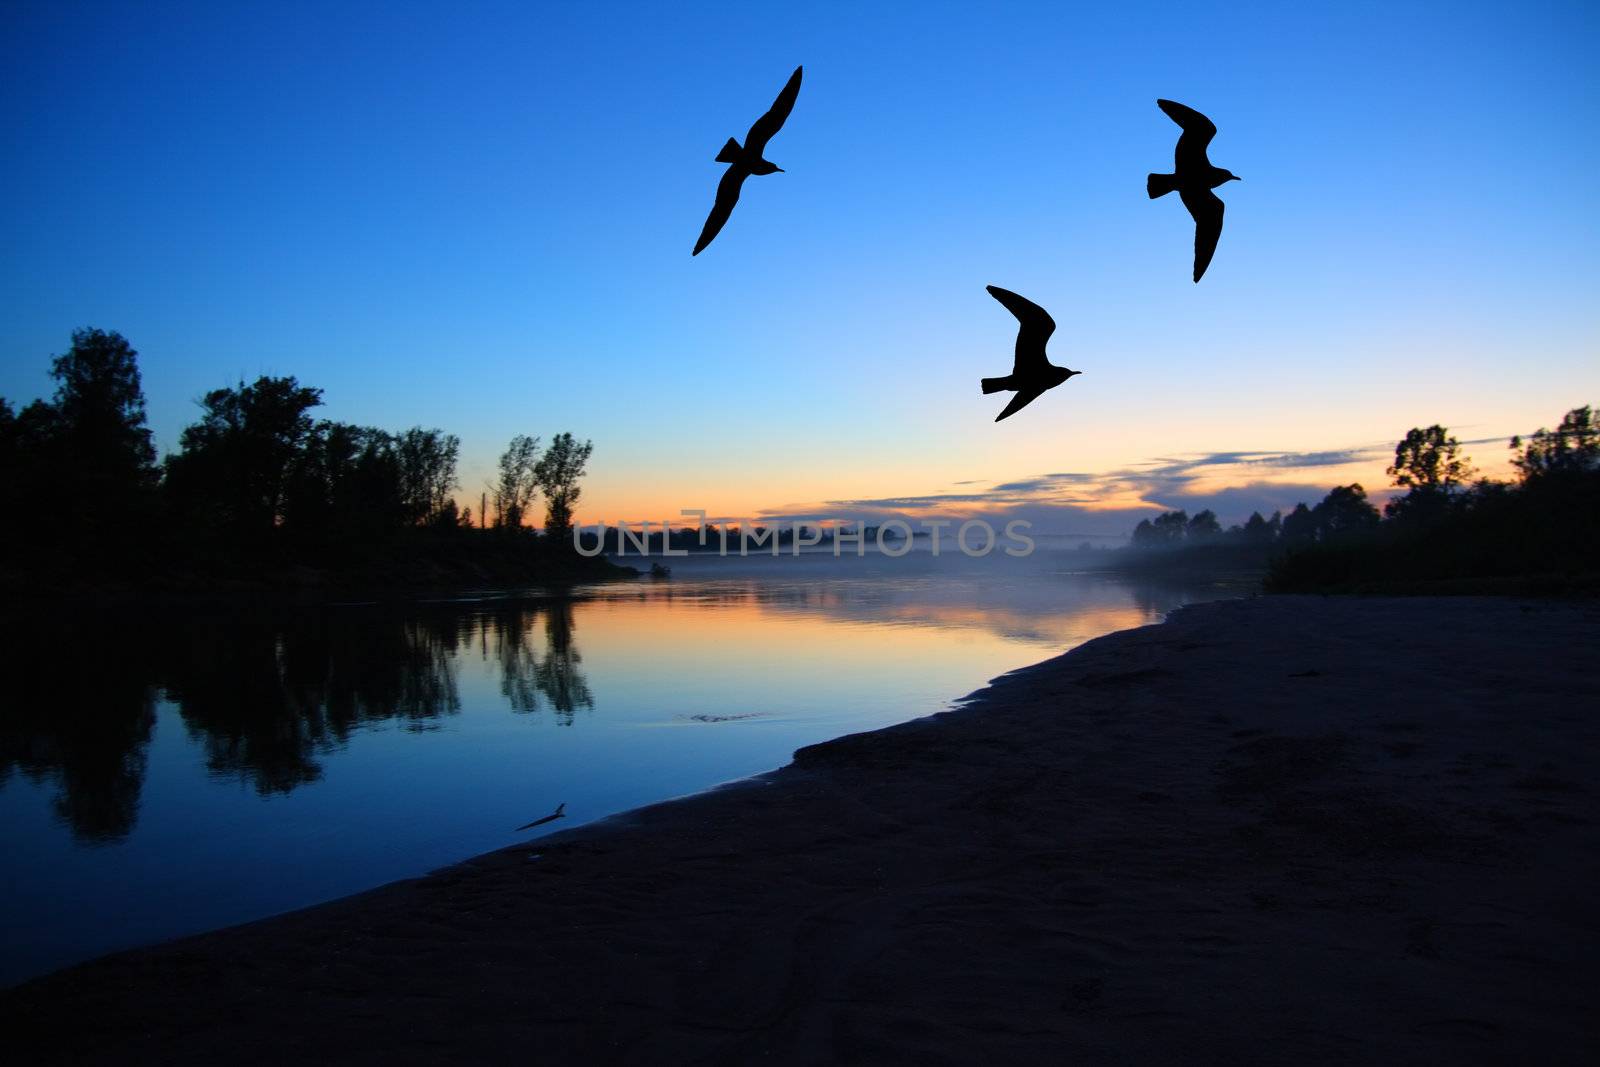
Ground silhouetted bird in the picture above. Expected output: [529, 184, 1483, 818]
[981, 286, 1080, 422]
[692, 65, 803, 256]
[514, 802, 566, 832]
[1147, 99, 1240, 282]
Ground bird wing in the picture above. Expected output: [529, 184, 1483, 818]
[1157, 99, 1216, 141]
[986, 285, 1056, 375]
[1180, 187, 1225, 282]
[692, 165, 747, 255]
[1157, 98, 1216, 170]
[994, 387, 1046, 423]
[745, 66, 802, 155]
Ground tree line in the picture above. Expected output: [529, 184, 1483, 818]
[1131, 482, 1382, 552]
[0, 328, 600, 585]
[1124, 407, 1599, 591]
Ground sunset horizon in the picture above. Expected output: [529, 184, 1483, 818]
[4, 2, 1592, 538]
[3, 2, 1595, 1060]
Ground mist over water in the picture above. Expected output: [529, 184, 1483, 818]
[0, 547, 1237, 985]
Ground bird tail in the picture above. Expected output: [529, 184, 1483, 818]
[980, 376, 1012, 395]
[1147, 172, 1178, 199]
[715, 137, 742, 163]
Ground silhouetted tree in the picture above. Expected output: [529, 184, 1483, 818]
[0, 398, 69, 554]
[1186, 509, 1221, 540]
[494, 434, 541, 528]
[1388, 422, 1472, 511]
[7, 330, 160, 547]
[1387, 425, 1474, 492]
[283, 421, 408, 539]
[1511, 405, 1598, 481]
[164, 376, 323, 538]
[1239, 510, 1279, 545]
[1312, 483, 1380, 540]
[395, 427, 460, 525]
[1280, 502, 1317, 547]
[49, 328, 158, 482]
[535, 432, 593, 542]
[1385, 424, 1475, 522]
[1270, 404, 1599, 593]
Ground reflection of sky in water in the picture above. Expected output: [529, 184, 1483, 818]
[0, 552, 1232, 985]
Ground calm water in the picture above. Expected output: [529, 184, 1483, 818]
[0, 548, 1234, 985]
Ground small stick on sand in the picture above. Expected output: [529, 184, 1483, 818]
[514, 802, 566, 832]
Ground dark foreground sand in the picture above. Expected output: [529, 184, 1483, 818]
[5, 596, 1598, 1064]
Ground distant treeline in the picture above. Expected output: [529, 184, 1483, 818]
[1127, 483, 1382, 554]
[1119, 409, 1599, 594]
[0, 328, 620, 591]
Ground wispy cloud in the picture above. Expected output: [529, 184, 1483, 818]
[595, 426, 1532, 538]
[750, 440, 1416, 539]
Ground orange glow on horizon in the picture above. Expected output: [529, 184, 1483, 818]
[563, 451, 1522, 530]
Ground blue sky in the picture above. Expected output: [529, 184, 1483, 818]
[2, 0, 1595, 533]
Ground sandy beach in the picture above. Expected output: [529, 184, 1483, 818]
[4, 595, 1596, 1064]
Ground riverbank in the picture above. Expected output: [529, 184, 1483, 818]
[3, 596, 1595, 1063]
[0, 540, 637, 608]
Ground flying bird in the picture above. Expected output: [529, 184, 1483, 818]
[514, 802, 566, 832]
[980, 286, 1080, 423]
[1147, 99, 1240, 282]
[692, 65, 803, 256]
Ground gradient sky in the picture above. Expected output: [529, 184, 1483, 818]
[2, 0, 1595, 536]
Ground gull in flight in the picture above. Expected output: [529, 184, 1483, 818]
[1147, 99, 1240, 282]
[692, 66, 803, 256]
[980, 286, 1080, 423]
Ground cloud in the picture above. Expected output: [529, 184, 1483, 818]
[989, 472, 1100, 493]
[592, 428, 1523, 537]
[1131, 446, 1383, 478]
[1152, 480, 1384, 519]
[749, 440, 1407, 538]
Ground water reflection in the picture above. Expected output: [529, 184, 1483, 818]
[0, 617, 155, 844]
[163, 612, 471, 793]
[0, 561, 1237, 848]
[0, 599, 593, 839]
[487, 599, 593, 722]
[0, 560, 1248, 986]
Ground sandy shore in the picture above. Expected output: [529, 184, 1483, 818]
[4, 596, 1596, 1064]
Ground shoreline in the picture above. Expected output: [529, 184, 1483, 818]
[3, 595, 1596, 1063]
[0, 566, 641, 616]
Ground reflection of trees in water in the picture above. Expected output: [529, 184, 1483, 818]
[490, 606, 542, 715]
[0, 619, 155, 844]
[164, 623, 324, 794]
[164, 613, 464, 794]
[485, 600, 593, 724]
[0, 598, 597, 843]
[0, 606, 480, 842]
[536, 601, 594, 721]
